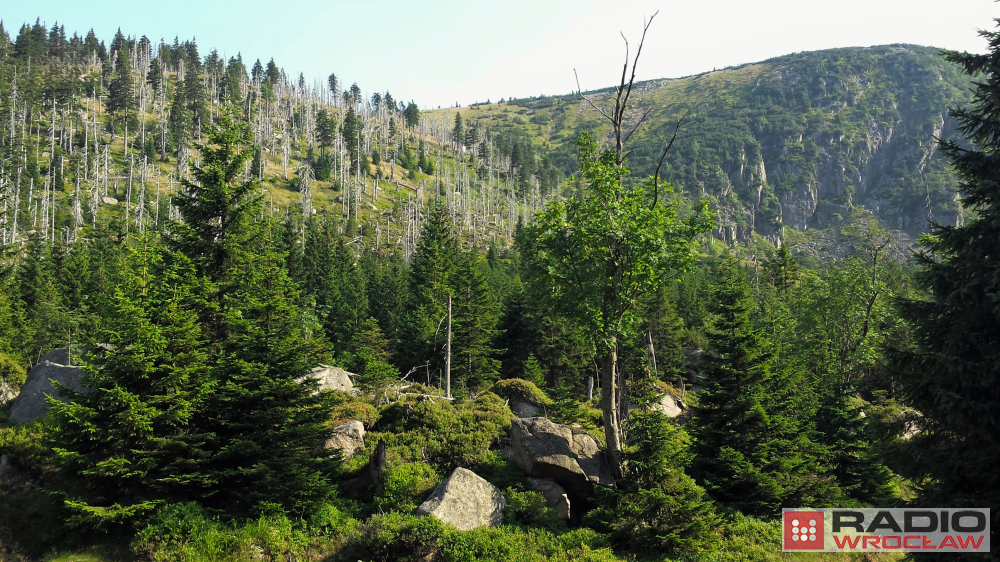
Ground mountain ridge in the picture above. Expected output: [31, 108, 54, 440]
[438, 43, 972, 252]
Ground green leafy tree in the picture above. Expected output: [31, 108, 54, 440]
[691, 258, 839, 515]
[201, 229, 338, 517]
[341, 106, 363, 174]
[791, 254, 899, 503]
[404, 102, 420, 128]
[889, 26, 1000, 543]
[520, 132, 712, 475]
[168, 79, 192, 157]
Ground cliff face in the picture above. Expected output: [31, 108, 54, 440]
[501, 45, 973, 247]
[646, 46, 972, 245]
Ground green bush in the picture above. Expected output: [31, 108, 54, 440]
[489, 378, 552, 406]
[502, 489, 566, 532]
[471, 450, 528, 491]
[375, 393, 512, 473]
[376, 462, 440, 513]
[438, 525, 618, 562]
[0, 353, 25, 398]
[308, 503, 359, 538]
[331, 400, 379, 427]
[349, 512, 446, 562]
[133, 502, 319, 562]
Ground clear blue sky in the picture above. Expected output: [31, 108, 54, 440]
[3, 0, 996, 108]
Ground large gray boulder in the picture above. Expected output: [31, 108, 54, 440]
[416, 467, 505, 531]
[527, 477, 570, 520]
[510, 401, 542, 418]
[324, 420, 365, 458]
[629, 394, 685, 419]
[9, 351, 88, 425]
[301, 365, 355, 393]
[510, 417, 613, 500]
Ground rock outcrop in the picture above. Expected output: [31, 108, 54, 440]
[527, 477, 570, 519]
[510, 417, 613, 500]
[9, 349, 88, 424]
[301, 365, 355, 393]
[510, 401, 542, 418]
[0, 379, 18, 405]
[416, 467, 505, 531]
[654, 394, 684, 418]
[324, 420, 365, 458]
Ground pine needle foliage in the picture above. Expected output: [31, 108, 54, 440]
[691, 257, 839, 515]
[890, 23, 1000, 553]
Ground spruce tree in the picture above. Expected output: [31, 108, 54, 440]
[890, 27, 1000, 545]
[691, 257, 838, 515]
[201, 228, 337, 516]
[450, 250, 500, 389]
[168, 113, 338, 517]
[397, 205, 458, 376]
[48, 242, 214, 526]
[587, 382, 719, 556]
[106, 46, 136, 128]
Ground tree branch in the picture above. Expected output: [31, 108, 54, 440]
[650, 110, 687, 209]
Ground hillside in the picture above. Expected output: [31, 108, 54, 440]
[1, 17, 998, 562]
[432, 44, 972, 252]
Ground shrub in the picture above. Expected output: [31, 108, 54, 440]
[438, 525, 618, 562]
[350, 512, 446, 562]
[376, 462, 440, 513]
[134, 502, 316, 562]
[471, 450, 527, 491]
[502, 489, 566, 532]
[0, 353, 25, 404]
[489, 379, 551, 406]
[375, 393, 512, 473]
[308, 503, 359, 538]
[330, 401, 379, 427]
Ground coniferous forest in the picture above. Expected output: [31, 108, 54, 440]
[0, 13, 998, 562]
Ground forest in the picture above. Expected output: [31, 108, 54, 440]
[0, 14, 998, 562]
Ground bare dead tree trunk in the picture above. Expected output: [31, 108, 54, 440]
[445, 294, 452, 400]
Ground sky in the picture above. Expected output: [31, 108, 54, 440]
[2, 0, 997, 108]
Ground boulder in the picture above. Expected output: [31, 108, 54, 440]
[0, 380, 17, 405]
[416, 467, 505, 531]
[101, 196, 119, 206]
[9, 351, 88, 424]
[324, 420, 365, 458]
[510, 400, 542, 418]
[301, 365, 355, 393]
[628, 394, 684, 418]
[899, 409, 923, 440]
[510, 417, 613, 500]
[527, 477, 570, 519]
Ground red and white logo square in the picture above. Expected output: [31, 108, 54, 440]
[784, 510, 824, 550]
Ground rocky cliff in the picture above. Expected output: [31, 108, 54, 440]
[479, 44, 972, 247]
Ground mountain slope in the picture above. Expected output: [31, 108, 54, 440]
[441, 44, 972, 246]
